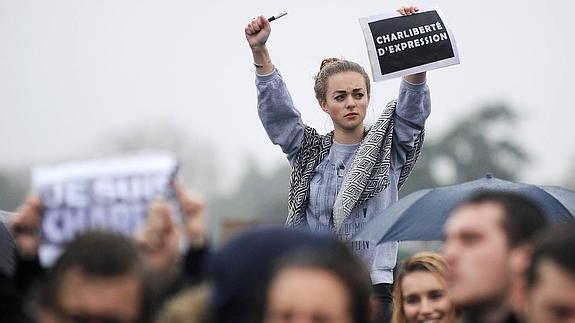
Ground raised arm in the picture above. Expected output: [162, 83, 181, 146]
[245, 16, 274, 75]
[398, 5, 427, 85]
[244, 15, 305, 164]
[391, 5, 431, 171]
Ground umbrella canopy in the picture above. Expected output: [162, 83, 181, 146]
[354, 174, 575, 244]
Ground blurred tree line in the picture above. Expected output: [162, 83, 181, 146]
[400, 103, 529, 195]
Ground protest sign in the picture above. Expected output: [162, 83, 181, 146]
[359, 7, 459, 81]
[32, 153, 179, 267]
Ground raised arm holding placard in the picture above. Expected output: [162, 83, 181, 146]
[359, 6, 459, 81]
[245, 6, 433, 322]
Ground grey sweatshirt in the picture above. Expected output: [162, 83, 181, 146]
[256, 68, 430, 284]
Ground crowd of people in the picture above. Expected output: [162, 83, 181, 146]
[1, 5, 575, 323]
[2, 185, 574, 323]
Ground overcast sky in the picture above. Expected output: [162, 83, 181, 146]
[0, 0, 573, 188]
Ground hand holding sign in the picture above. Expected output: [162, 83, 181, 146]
[396, 6, 427, 84]
[397, 5, 419, 16]
[359, 7, 459, 81]
[136, 198, 181, 280]
[135, 183, 208, 284]
[176, 182, 207, 247]
[33, 153, 179, 267]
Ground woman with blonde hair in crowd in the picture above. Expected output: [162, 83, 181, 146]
[392, 252, 458, 323]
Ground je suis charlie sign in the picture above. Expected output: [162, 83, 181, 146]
[359, 7, 459, 81]
[33, 153, 179, 267]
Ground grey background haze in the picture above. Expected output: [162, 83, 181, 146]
[0, 0, 574, 193]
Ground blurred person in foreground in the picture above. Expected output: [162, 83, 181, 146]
[6, 194, 46, 322]
[443, 191, 547, 323]
[392, 252, 458, 323]
[0, 219, 31, 323]
[159, 233, 377, 323]
[208, 227, 352, 323]
[261, 244, 374, 323]
[523, 223, 575, 323]
[35, 231, 157, 323]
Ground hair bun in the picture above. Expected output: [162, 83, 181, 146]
[319, 57, 340, 71]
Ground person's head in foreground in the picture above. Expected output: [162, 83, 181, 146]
[261, 242, 373, 323]
[392, 252, 457, 323]
[208, 226, 343, 323]
[524, 223, 575, 323]
[36, 231, 155, 323]
[156, 284, 211, 323]
[443, 191, 547, 323]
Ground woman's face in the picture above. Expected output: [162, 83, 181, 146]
[264, 267, 353, 323]
[401, 271, 456, 323]
[320, 71, 369, 134]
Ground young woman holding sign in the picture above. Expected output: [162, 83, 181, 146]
[245, 6, 430, 322]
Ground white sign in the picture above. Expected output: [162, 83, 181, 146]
[33, 153, 179, 267]
[359, 7, 460, 81]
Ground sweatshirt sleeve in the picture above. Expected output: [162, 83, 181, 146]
[256, 68, 305, 164]
[391, 79, 431, 171]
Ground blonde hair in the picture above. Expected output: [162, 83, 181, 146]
[391, 252, 449, 323]
[313, 57, 371, 102]
[157, 284, 211, 323]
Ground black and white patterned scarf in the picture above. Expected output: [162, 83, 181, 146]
[285, 100, 424, 232]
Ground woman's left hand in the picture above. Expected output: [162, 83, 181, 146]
[397, 6, 419, 16]
[397, 5, 426, 84]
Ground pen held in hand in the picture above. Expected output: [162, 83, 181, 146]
[268, 10, 288, 22]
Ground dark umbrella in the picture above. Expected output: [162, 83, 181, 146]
[354, 174, 575, 243]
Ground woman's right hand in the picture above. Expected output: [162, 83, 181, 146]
[245, 15, 271, 49]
